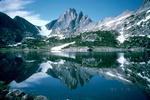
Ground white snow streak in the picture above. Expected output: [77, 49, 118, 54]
[137, 73, 150, 82]
[106, 72, 131, 83]
[147, 10, 150, 14]
[51, 41, 75, 52]
[49, 34, 65, 39]
[137, 15, 150, 25]
[117, 29, 126, 43]
[8, 42, 22, 47]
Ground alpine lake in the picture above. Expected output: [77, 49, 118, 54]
[0, 50, 150, 100]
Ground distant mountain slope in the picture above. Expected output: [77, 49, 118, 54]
[122, 0, 150, 37]
[14, 16, 39, 35]
[1, 0, 150, 49]
[86, 0, 150, 43]
[138, 0, 150, 13]
[39, 0, 150, 43]
[0, 12, 23, 46]
[0, 12, 40, 47]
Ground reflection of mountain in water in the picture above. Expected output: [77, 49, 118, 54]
[0, 52, 41, 83]
[0, 51, 150, 94]
[46, 52, 119, 89]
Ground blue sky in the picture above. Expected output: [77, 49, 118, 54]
[0, 0, 143, 25]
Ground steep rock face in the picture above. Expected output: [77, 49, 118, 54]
[97, 11, 133, 31]
[138, 0, 150, 13]
[123, 10, 150, 36]
[45, 8, 92, 38]
[90, 0, 150, 43]
[41, 1, 150, 42]
[1, 0, 150, 46]
[122, 0, 150, 37]
[46, 19, 57, 30]
[14, 16, 39, 35]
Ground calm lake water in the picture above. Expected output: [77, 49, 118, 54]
[0, 51, 150, 100]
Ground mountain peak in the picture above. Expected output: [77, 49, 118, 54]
[58, 8, 77, 22]
[137, 0, 150, 12]
[14, 15, 39, 34]
[63, 8, 77, 16]
[66, 8, 76, 13]
[141, 0, 150, 7]
[143, 0, 150, 5]
[44, 8, 92, 38]
[0, 12, 20, 29]
[14, 16, 23, 19]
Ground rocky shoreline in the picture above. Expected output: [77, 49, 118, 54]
[0, 81, 48, 100]
[0, 89, 49, 100]
[62, 47, 146, 52]
[0, 47, 146, 53]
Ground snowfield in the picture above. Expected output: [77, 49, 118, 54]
[51, 41, 75, 52]
[39, 26, 52, 37]
[8, 42, 22, 47]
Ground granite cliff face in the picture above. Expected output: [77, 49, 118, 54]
[45, 8, 92, 38]
[40, 0, 150, 43]
[0, 0, 150, 47]
[94, 0, 150, 43]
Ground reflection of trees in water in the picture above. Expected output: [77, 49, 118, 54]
[123, 63, 150, 94]
[122, 51, 150, 94]
[69, 52, 119, 68]
[125, 51, 150, 63]
[0, 52, 41, 84]
[0, 51, 150, 94]
[46, 52, 119, 89]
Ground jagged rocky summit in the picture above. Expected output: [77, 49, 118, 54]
[0, 0, 150, 47]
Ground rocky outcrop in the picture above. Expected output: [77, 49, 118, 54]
[0, 89, 48, 100]
[95, 0, 150, 42]
[45, 8, 92, 38]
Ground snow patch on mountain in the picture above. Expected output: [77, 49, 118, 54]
[137, 14, 150, 25]
[137, 73, 150, 82]
[39, 26, 52, 37]
[49, 34, 65, 39]
[98, 11, 133, 30]
[117, 29, 126, 43]
[147, 9, 150, 13]
[51, 41, 75, 52]
[8, 42, 22, 47]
